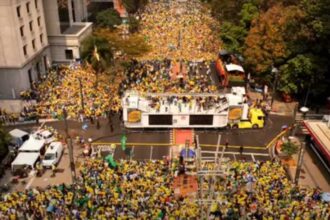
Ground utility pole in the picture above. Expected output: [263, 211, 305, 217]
[270, 67, 279, 109]
[63, 108, 76, 184]
[78, 77, 85, 112]
[295, 141, 305, 184]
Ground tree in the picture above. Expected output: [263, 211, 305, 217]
[220, 22, 247, 53]
[95, 29, 151, 59]
[81, 35, 113, 86]
[278, 54, 327, 95]
[243, 4, 305, 73]
[95, 9, 122, 28]
[281, 141, 298, 156]
[122, 0, 148, 14]
[0, 123, 10, 161]
[127, 16, 139, 33]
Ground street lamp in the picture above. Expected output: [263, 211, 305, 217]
[294, 107, 309, 184]
[270, 66, 279, 109]
[300, 106, 309, 119]
[62, 108, 76, 184]
[78, 77, 85, 112]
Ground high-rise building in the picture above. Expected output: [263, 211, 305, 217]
[0, 0, 92, 99]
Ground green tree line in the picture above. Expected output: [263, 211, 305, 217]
[205, 0, 330, 106]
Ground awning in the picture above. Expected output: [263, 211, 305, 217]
[225, 63, 245, 73]
[9, 129, 28, 138]
[19, 138, 45, 152]
[11, 152, 39, 170]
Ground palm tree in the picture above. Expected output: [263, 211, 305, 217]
[0, 123, 10, 162]
[81, 35, 113, 86]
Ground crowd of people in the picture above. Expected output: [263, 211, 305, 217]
[202, 160, 330, 219]
[0, 108, 19, 124]
[0, 159, 199, 219]
[13, 0, 224, 121]
[21, 65, 123, 120]
[0, 158, 328, 219]
[120, 59, 217, 95]
[139, 0, 221, 61]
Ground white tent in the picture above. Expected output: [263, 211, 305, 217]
[226, 63, 245, 73]
[9, 129, 28, 138]
[11, 152, 39, 171]
[19, 138, 45, 152]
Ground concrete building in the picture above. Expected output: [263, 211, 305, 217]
[0, 0, 92, 99]
[44, 0, 92, 64]
[0, 0, 51, 99]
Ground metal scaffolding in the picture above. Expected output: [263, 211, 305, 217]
[195, 134, 226, 219]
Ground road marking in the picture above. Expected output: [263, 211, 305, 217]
[92, 142, 265, 149]
[93, 142, 172, 146]
[201, 144, 265, 150]
[150, 146, 153, 160]
[25, 172, 36, 189]
[131, 146, 135, 160]
[201, 150, 269, 157]
[251, 154, 256, 162]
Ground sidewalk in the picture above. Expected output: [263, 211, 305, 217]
[247, 91, 297, 116]
[279, 137, 330, 191]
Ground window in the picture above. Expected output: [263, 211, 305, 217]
[28, 69, 33, 85]
[32, 39, 36, 50]
[17, 6, 21, 17]
[26, 2, 30, 14]
[39, 34, 43, 44]
[37, 16, 41, 26]
[189, 115, 213, 125]
[23, 45, 27, 56]
[35, 0, 38, 9]
[29, 21, 33, 31]
[20, 26, 24, 37]
[65, 49, 73, 59]
[149, 115, 173, 125]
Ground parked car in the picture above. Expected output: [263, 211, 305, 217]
[33, 129, 56, 144]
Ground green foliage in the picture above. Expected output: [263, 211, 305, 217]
[80, 35, 113, 72]
[281, 141, 299, 156]
[122, 0, 148, 14]
[239, 3, 259, 28]
[279, 54, 328, 95]
[0, 123, 10, 160]
[220, 22, 247, 53]
[95, 9, 122, 28]
[95, 29, 151, 59]
[128, 16, 139, 33]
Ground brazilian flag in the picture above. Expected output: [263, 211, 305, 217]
[105, 154, 117, 168]
[121, 135, 127, 151]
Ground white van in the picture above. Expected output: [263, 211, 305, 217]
[42, 142, 63, 168]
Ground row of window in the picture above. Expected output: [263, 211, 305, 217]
[22, 34, 44, 56]
[16, 0, 39, 18]
[19, 16, 41, 37]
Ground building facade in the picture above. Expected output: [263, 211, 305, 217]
[0, 0, 92, 99]
[0, 0, 51, 99]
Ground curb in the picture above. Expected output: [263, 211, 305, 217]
[4, 118, 59, 126]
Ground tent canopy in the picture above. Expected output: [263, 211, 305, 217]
[19, 138, 45, 152]
[11, 152, 39, 170]
[9, 129, 28, 138]
[225, 63, 245, 73]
